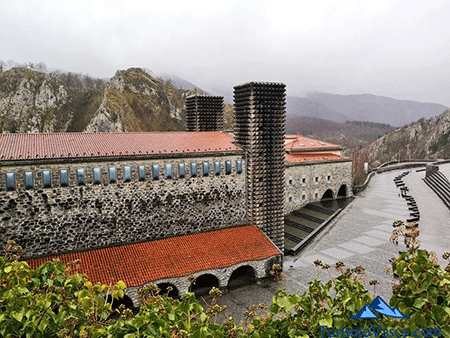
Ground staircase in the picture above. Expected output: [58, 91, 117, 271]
[423, 170, 450, 209]
[284, 203, 342, 255]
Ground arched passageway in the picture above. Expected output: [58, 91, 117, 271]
[321, 189, 334, 200]
[105, 294, 134, 310]
[157, 283, 180, 298]
[337, 184, 348, 198]
[190, 274, 220, 297]
[227, 266, 256, 290]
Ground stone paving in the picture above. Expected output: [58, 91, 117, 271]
[214, 168, 450, 323]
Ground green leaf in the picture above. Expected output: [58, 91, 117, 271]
[11, 311, 23, 322]
[38, 317, 49, 333]
[413, 298, 425, 309]
[318, 314, 332, 328]
[117, 280, 127, 289]
[4, 265, 12, 273]
[17, 285, 29, 294]
[276, 295, 296, 313]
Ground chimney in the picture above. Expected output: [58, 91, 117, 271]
[233, 82, 286, 250]
[185, 95, 224, 132]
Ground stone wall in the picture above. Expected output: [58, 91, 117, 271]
[284, 160, 353, 214]
[0, 153, 247, 258]
[126, 255, 282, 306]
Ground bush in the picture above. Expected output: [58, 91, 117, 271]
[1, 225, 450, 337]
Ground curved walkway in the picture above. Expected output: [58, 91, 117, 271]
[218, 168, 450, 322]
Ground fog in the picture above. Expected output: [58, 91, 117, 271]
[1, 0, 449, 106]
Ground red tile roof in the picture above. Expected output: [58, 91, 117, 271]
[285, 153, 349, 163]
[26, 226, 280, 287]
[0, 132, 242, 161]
[285, 133, 342, 151]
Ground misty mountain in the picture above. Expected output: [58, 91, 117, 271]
[158, 73, 211, 95]
[286, 96, 348, 123]
[286, 115, 394, 149]
[305, 92, 448, 127]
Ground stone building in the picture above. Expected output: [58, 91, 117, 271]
[0, 82, 351, 306]
[284, 133, 352, 215]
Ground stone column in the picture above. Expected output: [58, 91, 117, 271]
[185, 95, 224, 131]
[233, 82, 286, 250]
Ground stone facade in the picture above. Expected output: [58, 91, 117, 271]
[0, 153, 247, 258]
[125, 255, 281, 306]
[284, 159, 353, 215]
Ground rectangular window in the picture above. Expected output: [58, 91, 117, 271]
[123, 166, 132, 182]
[108, 167, 117, 183]
[93, 168, 102, 184]
[302, 194, 306, 200]
[5, 172, 16, 191]
[202, 162, 209, 176]
[327, 175, 331, 181]
[289, 179, 293, 185]
[315, 193, 318, 199]
[42, 170, 52, 188]
[315, 176, 319, 182]
[152, 164, 160, 180]
[165, 164, 173, 179]
[288, 196, 293, 202]
[138, 165, 146, 181]
[60, 169, 69, 187]
[24, 171, 34, 189]
[236, 160, 243, 174]
[178, 163, 185, 178]
[214, 162, 220, 176]
[302, 178, 306, 184]
[190, 163, 197, 177]
[76, 169, 86, 186]
[225, 161, 232, 175]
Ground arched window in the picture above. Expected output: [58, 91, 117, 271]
[190, 274, 219, 297]
[227, 266, 256, 290]
[105, 293, 134, 310]
[337, 184, 348, 198]
[321, 189, 334, 200]
[157, 283, 179, 298]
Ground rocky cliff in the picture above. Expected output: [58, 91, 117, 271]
[359, 109, 450, 166]
[0, 67, 192, 133]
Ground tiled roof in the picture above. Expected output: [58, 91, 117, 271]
[26, 226, 280, 287]
[285, 153, 348, 163]
[285, 133, 342, 151]
[0, 132, 242, 161]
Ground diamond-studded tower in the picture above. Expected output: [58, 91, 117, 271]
[185, 95, 224, 132]
[233, 82, 286, 250]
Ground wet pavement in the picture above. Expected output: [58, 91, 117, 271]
[210, 168, 450, 323]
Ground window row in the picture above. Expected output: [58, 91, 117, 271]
[288, 175, 332, 185]
[3, 160, 243, 190]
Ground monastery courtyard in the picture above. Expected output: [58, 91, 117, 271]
[215, 165, 450, 322]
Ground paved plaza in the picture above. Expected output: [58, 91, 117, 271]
[216, 167, 450, 322]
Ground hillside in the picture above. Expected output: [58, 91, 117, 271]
[286, 96, 347, 123]
[286, 115, 394, 150]
[0, 67, 193, 133]
[358, 109, 450, 167]
[304, 92, 448, 127]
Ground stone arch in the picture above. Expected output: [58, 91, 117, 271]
[337, 184, 348, 198]
[157, 282, 180, 298]
[227, 265, 256, 290]
[190, 274, 220, 297]
[105, 293, 134, 310]
[321, 189, 334, 200]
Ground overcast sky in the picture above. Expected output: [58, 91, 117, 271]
[1, 0, 449, 106]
